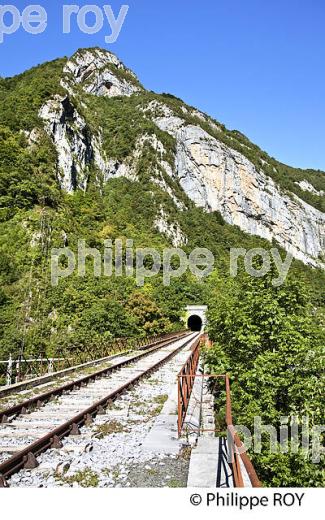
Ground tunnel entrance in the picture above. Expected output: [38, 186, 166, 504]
[187, 314, 203, 332]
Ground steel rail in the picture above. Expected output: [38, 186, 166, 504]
[0, 331, 188, 425]
[0, 332, 185, 398]
[0, 332, 197, 487]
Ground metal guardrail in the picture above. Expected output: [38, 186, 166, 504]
[0, 357, 70, 386]
[0, 331, 190, 425]
[0, 331, 183, 387]
[177, 336, 201, 437]
[177, 337, 262, 488]
[225, 374, 262, 487]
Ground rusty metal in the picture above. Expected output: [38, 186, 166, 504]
[224, 374, 262, 487]
[0, 332, 197, 486]
[0, 331, 186, 395]
[177, 340, 262, 488]
[0, 475, 8, 487]
[178, 371, 224, 437]
[225, 374, 262, 488]
[85, 414, 93, 426]
[50, 435, 63, 449]
[177, 336, 202, 436]
[70, 423, 81, 436]
[178, 371, 261, 487]
[225, 375, 243, 486]
[23, 452, 39, 470]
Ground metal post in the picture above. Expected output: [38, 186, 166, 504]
[6, 355, 12, 386]
[48, 358, 54, 374]
[15, 358, 20, 383]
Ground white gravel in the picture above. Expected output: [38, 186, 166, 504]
[5, 334, 198, 487]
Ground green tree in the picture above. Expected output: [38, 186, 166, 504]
[205, 263, 324, 486]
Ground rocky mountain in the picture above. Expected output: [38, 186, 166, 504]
[22, 47, 323, 267]
[2, 48, 324, 489]
[1, 46, 325, 360]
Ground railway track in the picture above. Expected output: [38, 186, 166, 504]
[0, 331, 200, 487]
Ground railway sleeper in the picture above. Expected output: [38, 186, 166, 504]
[0, 333, 198, 487]
[50, 436, 63, 449]
[23, 452, 39, 470]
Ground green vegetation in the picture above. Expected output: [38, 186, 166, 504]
[133, 91, 325, 211]
[153, 394, 168, 406]
[0, 58, 66, 131]
[154, 92, 325, 212]
[79, 87, 325, 214]
[204, 261, 324, 487]
[166, 478, 183, 487]
[0, 49, 324, 487]
[58, 468, 99, 487]
[82, 94, 176, 166]
[94, 420, 128, 438]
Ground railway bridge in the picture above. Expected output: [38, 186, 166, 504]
[0, 329, 260, 489]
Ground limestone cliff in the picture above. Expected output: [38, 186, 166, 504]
[38, 48, 325, 267]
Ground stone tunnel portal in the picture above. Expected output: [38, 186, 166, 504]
[185, 305, 207, 332]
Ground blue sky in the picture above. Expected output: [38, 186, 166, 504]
[0, 0, 324, 170]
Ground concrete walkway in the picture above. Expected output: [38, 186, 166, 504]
[142, 334, 199, 455]
[187, 437, 234, 487]
[185, 363, 253, 488]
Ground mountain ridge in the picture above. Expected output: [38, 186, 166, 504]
[0, 45, 324, 360]
[0, 46, 324, 270]
[8, 46, 322, 266]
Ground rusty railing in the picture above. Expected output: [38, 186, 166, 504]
[176, 335, 261, 487]
[0, 331, 186, 387]
[225, 374, 261, 487]
[177, 336, 202, 436]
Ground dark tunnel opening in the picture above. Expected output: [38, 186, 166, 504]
[187, 314, 203, 332]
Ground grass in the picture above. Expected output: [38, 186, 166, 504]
[178, 445, 192, 461]
[148, 394, 169, 415]
[102, 466, 121, 480]
[147, 378, 159, 385]
[130, 399, 143, 408]
[153, 394, 168, 406]
[127, 393, 169, 421]
[146, 467, 158, 476]
[57, 468, 99, 487]
[107, 401, 123, 411]
[166, 479, 183, 488]
[94, 420, 128, 438]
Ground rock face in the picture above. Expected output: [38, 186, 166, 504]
[40, 94, 134, 193]
[153, 107, 325, 266]
[61, 48, 142, 98]
[38, 48, 325, 267]
[296, 180, 324, 197]
[154, 208, 187, 247]
[39, 95, 92, 193]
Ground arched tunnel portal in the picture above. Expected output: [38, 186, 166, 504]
[185, 305, 207, 332]
[187, 314, 203, 332]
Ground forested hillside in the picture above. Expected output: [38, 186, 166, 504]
[0, 48, 324, 486]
